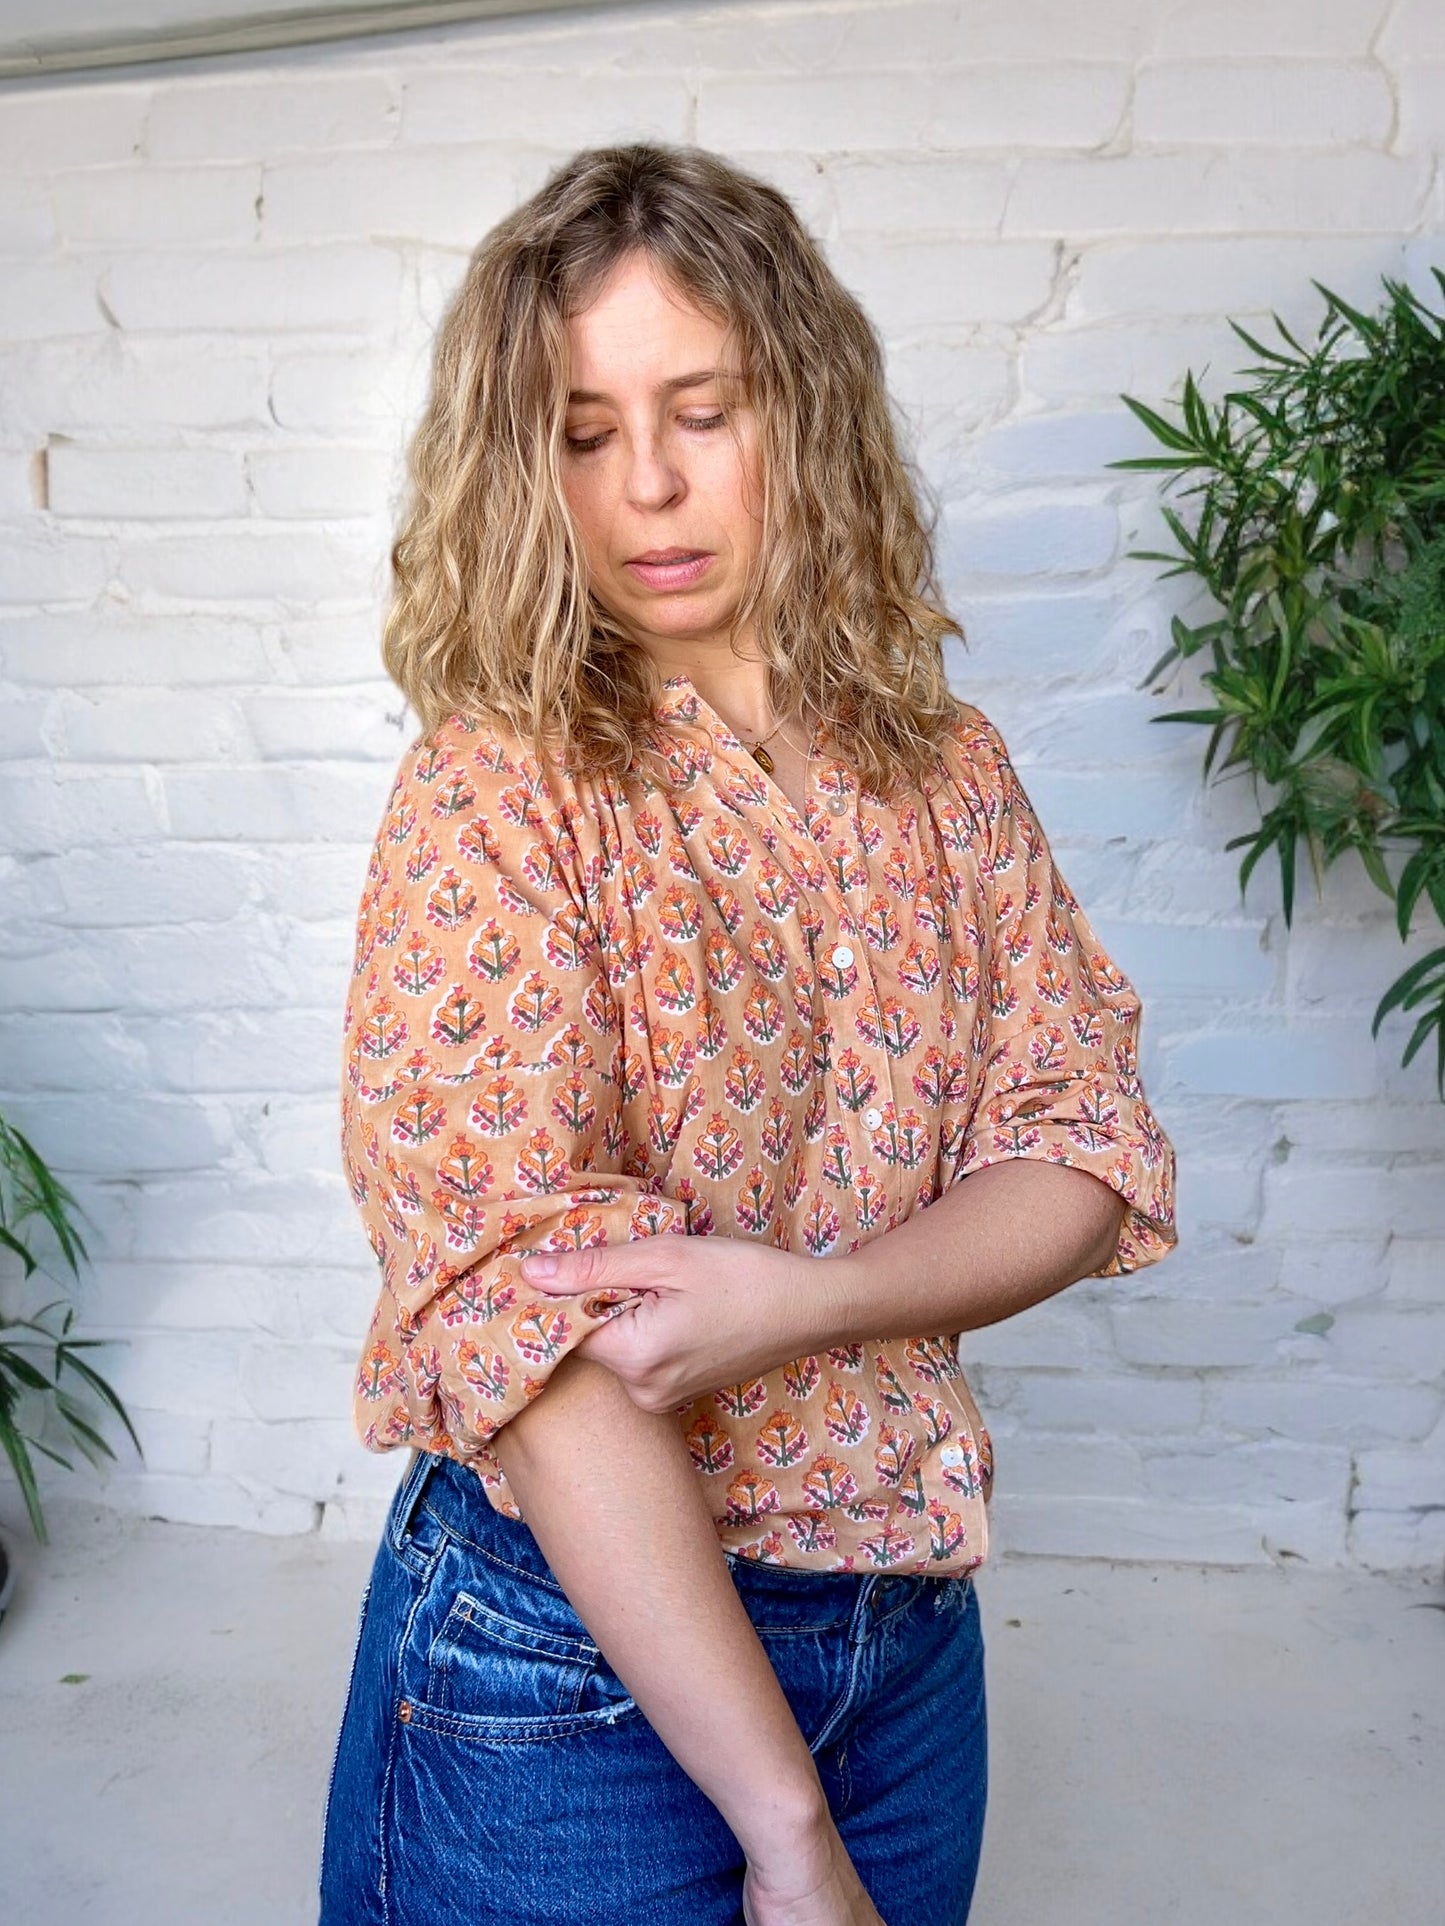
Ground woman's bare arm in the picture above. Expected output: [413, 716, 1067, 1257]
[487, 1352, 878, 1919]
[519, 1160, 1128, 1418]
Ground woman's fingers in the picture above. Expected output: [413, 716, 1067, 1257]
[521, 1245, 632, 1292]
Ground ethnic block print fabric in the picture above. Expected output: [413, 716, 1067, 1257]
[341, 674, 1177, 1576]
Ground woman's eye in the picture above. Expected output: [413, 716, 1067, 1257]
[564, 412, 723, 452]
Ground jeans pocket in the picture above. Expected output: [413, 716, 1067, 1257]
[400, 1541, 642, 1743]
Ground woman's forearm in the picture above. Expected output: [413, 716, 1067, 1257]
[487, 1350, 829, 1864]
[821, 1160, 1126, 1351]
[518, 1162, 1128, 1420]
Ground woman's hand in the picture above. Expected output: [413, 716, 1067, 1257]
[518, 1238, 843, 1412]
[742, 1819, 887, 1926]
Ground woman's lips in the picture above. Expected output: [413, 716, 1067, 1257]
[623, 550, 715, 591]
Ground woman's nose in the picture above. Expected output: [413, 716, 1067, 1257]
[625, 435, 684, 511]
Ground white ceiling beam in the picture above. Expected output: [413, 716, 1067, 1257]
[0, 0, 626, 81]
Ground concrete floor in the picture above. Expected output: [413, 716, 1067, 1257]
[1, 1500, 1441, 1926]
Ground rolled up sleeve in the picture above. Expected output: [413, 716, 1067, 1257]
[948, 707, 1178, 1278]
[341, 720, 686, 1466]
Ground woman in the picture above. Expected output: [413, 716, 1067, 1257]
[320, 143, 1177, 1926]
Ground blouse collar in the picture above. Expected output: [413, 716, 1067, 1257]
[651, 670, 828, 760]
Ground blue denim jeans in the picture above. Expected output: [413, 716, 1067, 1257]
[319, 1449, 988, 1925]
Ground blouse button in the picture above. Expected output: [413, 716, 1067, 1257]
[831, 944, 854, 968]
[863, 1105, 883, 1130]
[940, 1443, 966, 1469]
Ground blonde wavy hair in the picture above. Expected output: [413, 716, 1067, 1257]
[385, 142, 964, 799]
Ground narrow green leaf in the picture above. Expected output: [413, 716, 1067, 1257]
[0, 1403, 47, 1540]
[1118, 392, 1199, 454]
[1373, 947, 1445, 1032]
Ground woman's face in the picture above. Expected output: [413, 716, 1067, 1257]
[559, 251, 764, 664]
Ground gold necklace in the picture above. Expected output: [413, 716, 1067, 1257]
[748, 715, 790, 774]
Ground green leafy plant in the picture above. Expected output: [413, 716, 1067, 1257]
[0, 1109, 140, 1539]
[1116, 270, 1445, 1093]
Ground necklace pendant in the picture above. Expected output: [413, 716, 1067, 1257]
[751, 743, 776, 774]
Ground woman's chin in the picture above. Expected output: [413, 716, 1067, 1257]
[617, 596, 744, 650]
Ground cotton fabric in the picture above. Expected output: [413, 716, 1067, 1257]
[340, 674, 1177, 1576]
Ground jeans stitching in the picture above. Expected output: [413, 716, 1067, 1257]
[394, 1697, 646, 1744]
[380, 1527, 447, 1926]
[441, 1589, 601, 1665]
[807, 1586, 875, 1755]
[318, 1578, 372, 1906]
[388, 1452, 441, 1578]
[429, 1588, 604, 1718]
[419, 1498, 575, 1594]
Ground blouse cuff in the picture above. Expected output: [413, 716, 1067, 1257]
[955, 1053, 1177, 1278]
[371, 1186, 689, 1464]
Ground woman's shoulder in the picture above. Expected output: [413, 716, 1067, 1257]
[939, 697, 1013, 776]
[385, 707, 627, 900]
[930, 697, 1021, 816]
[411, 706, 541, 777]
[393, 707, 598, 816]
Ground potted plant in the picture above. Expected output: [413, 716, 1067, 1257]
[0, 1106, 140, 1622]
[1117, 270, 1445, 1094]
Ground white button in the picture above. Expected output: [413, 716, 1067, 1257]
[940, 1443, 966, 1468]
[831, 944, 854, 968]
[863, 1105, 883, 1130]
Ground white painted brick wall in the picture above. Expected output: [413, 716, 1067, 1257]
[1, 0, 1441, 1571]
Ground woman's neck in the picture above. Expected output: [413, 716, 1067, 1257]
[639, 640, 780, 747]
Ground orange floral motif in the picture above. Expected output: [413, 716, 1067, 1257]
[823, 1382, 872, 1448]
[755, 1408, 810, 1469]
[714, 1376, 771, 1419]
[782, 1354, 822, 1401]
[725, 1468, 781, 1523]
[686, 1412, 735, 1475]
[508, 1302, 571, 1366]
[859, 1526, 917, 1569]
[392, 932, 446, 999]
[873, 1424, 918, 1487]
[358, 997, 409, 1062]
[357, 1339, 403, 1403]
[926, 1500, 969, 1561]
[786, 1513, 838, 1555]
[339, 682, 1178, 1576]
[426, 866, 476, 931]
[872, 1352, 915, 1415]
[466, 918, 521, 983]
[735, 1164, 776, 1237]
[469, 1075, 528, 1139]
[802, 1453, 860, 1511]
[431, 984, 487, 1050]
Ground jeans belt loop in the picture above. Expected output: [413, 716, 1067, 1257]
[391, 1446, 439, 1551]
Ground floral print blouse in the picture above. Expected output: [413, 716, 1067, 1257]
[341, 674, 1178, 1576]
